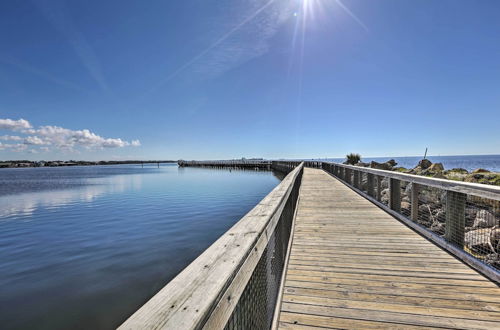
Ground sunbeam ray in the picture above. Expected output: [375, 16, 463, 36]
[335, 0, 369, 32]
[144, 0, 277, 97]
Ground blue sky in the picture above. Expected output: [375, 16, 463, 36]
[1, 0, 499, 160]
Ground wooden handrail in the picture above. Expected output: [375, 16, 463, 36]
[327, 162, 500, 201]
[119, 163, 304, 329]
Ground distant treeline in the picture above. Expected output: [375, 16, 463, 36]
[0, 160, 176, 168]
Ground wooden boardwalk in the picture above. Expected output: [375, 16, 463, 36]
[277, 168, 500, 329]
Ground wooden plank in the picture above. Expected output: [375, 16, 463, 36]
[281, 302, 500, 329]
[282, 293, 500, 321]
[283, 285, 500, 311]
[285, 269, 494, 287]
[279, 312, 438, 329]
[287, 259, 482, 275]
[277, 168, 500, 329]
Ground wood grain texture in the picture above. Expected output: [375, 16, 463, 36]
[277, 168, 500, 330]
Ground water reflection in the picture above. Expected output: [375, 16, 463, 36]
[0, 164, 280, 330]
[0, 174, 143, 219]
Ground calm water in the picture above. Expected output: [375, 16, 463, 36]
[0, 164, 281, 330]
[323, 154, 500, 172]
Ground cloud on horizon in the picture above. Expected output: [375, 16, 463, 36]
[0, 118, 140, 153]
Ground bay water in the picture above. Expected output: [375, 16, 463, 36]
[0, 164, 281, 329]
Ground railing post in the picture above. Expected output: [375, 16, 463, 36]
[411, 183, 420, 221]
[346, 168, 352, 184]
[353, 170, 359, 189]
[367, 173, 375, 197]
[389, 178, 401, 212]
[445, 191, 466, 247]
[376, 176, 382, 201]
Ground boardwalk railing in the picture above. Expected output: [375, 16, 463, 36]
[177, 160, 322, 172]
[271, 161, 322, 174]
[178, 160, 271, 169]
[120, 162, 304, 330]
[322, 162, 500, 282]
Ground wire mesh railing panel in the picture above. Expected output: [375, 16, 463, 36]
[224, 170, 301, 330]
[463, 196, 500, 269]
[380, 176, 389, 206]
[416, 185, 446, 236]
[360, 172, 368, 194]
[399, 180, 412, 218]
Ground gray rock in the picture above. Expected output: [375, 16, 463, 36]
[485, 253, 500, 268]
[386, 159, 397, 167]
[419, 187, 442, 205]
[418, 159, 432, 170]
[428, 163, 444, 172]
[355, 162, 369, 167]
[473, 210, 497, 228]
[465, 228, 492, 253]
[446, 168, 468, 174]
[370, 161, 392, 171]
[472, 168, 491, 174]
[490, 226, 500, 253]
[381, 188, 389, 204]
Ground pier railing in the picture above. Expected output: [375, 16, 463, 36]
[120, 162, 304, 329]
[322, 162, 500, 281]
[178, 160, 271, 169]
[177, 160, 322, 172]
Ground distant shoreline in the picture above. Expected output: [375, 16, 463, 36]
[0, 160, 176, 168]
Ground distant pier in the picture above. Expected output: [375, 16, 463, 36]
[178, 159, 272, 170]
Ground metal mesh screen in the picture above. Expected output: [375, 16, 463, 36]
[464, 196, 500, 269]
[223, 170, 302, 330]
[380, 177, 389, 206]
[416, 185, 447, 236]
[399, 180, 411, 218]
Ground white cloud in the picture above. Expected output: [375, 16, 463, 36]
[24, 136, 46, 145]
[0, 118, 32, 131]
[0, 143, 28, 152]
[0, 118, 141, 152]
[0, 135, 23, 141]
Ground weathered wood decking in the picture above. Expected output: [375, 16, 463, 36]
[277, 168, 500, 329]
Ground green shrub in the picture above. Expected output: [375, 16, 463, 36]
[345, 153, 361, 165]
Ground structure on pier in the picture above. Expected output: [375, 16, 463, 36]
[120, 161, 500, 329]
